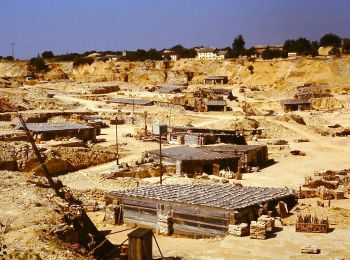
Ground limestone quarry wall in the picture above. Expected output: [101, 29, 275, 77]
[1, 56, 350, 91]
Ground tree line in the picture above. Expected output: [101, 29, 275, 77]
[21, 32, 350, 72]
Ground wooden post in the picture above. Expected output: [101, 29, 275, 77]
[159, 132, 163, 185]
[144, 111, 147, 138]
[128, 228, 153, 260]
[116, 116, 119, 165]
[132, 99, 135, 125]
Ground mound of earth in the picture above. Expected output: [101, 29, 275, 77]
[277, 114, 306, 125]
[230, 117, 259, 130]
[0, 171, 83, 259]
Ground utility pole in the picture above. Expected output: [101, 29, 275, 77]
[115, 115, 119, 165]
[144, 111, 147, 138]
[11, 43, 15, 60]
[132, 99, 135, 125]
[168, 105, 172, 126]
[159, 132, 163, 185]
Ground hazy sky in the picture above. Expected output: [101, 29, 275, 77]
[0, 0, 349, 59]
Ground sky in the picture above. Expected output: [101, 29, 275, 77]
[0, 0, 349, 59]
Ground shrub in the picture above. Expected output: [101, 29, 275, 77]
[41, 51, 54, 59]
[29, 56, 49, 72]
[73, 57, 94, 67]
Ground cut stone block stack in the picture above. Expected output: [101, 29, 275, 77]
[250, 221, 267, 239]
[317, 186, 334, 200]
[333, 189, 345, 199]
[301, 245, 321, 254]
[228, 223, 249, 237]
[258, 215, 275, 232]
[157, 212, 173, 235]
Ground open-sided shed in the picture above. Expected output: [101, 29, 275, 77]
[16, 122, 98, 142]
[106, 184, 296, 237]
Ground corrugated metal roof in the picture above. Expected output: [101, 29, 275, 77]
[200, 144, 266, 154]
[195, 47, 216, 53]
[17, 122, 92, 132]
[206, 100, 227, 106]
[110, 184, 295, 210]
[280, 99, 311, 105]
[204, 76, 228, 80]
[158, 86, 187, 93]
[148, 146, 238, 161]
[110, 98, 154, 105]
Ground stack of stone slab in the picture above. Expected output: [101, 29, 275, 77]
[157, 212, 173, 235]
[317, 186, 334, 200]
[301, 245, 321, 254]
[257, 215, 275, 232]
[228, 223, 249, 237]
[250, 221, 267, 239]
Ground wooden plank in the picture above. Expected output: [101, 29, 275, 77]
[173, 217, 228, 230]
[122, 204, 157, 214]
[173, 224, 227, 237]
[173, 212, 229, 226]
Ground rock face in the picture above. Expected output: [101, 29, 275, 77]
[0, 142, 118, 176]
[2, 56, 350, 91]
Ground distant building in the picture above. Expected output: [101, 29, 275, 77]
[195, 48, 228, 60]
[203, 76, 228, 85]
[280, 99, 311, 112]
[252, 45, 283, 55]
[162, 50, 180, 61]
[288, 52, 297, 57]
[16, 122, 98, 142]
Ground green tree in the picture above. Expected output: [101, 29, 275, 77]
[283, 38, 311, 54]
[29, 56, 49, 72]
[329, 46, 341, 57]
[310, 41, 319, 57]
[231, 34, 245, 57]
[342, 38, 350, 54]
[41, 51, 54, 59]
[147, 48, 162, 60]
[4, 56, 14, 61]
[72, 57, 94, 67]
[261, 47, 287, 60]
[320, 33, 342, 47]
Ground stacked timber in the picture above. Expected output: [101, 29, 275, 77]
[157, 212, 173, 235]
[228, 223, 249, 237]
[296, 214, 329, 233]
[258, 215, 275, 232]
[250, 221, 267, 240]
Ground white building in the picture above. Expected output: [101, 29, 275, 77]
[195, 48, 228, 60]
[162, 50, 180, 61]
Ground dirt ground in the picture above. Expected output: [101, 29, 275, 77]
[1, 60, 350, 259]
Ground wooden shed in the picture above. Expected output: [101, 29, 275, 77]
[280, 99, 311, 112]
[16, 122, 98, 142]
[203, 76, 228, 85]
[105, 184, 296, 237]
